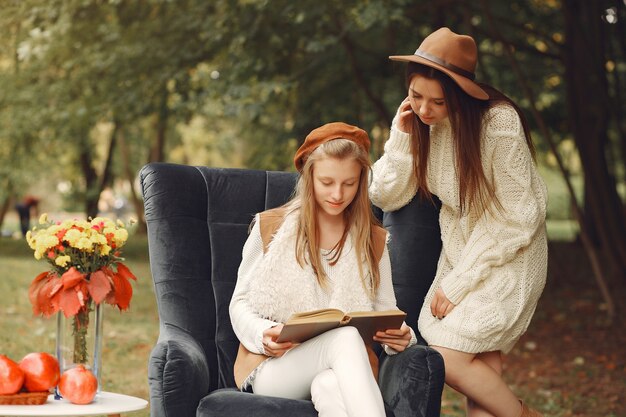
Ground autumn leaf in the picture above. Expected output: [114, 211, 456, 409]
[61, 267, 85, 289]
[29, 272, 63, 317]
[116, 263, 137, 281]
[52, 282, 89, 318]
[87, 269, 112, 303]
[106, 271, 133, 310]
[28, 271, 52, 315]
[38, 278, 62, 317]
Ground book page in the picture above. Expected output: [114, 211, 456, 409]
[283, 308, 345, 324]
[347, 310, 406, 318]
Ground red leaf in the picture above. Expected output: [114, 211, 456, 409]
[28, 271, 52, 314]
[29, 272, 62, 317]
[43, 279, 65, 315]
[87, 270, 112, 304]
[61, 267, 85, 289]
[53, 282, 89, 318]
[116, 263, 137, 281]
[106, 272, 133, 311]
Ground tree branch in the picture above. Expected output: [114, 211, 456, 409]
[338, 31, 392, 127]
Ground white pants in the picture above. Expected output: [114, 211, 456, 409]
[252, 327, 385, 417]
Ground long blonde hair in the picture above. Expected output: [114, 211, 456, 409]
[284, 138, 381, 298]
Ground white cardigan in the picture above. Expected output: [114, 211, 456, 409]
[370, 104, 548, 354]
[229, 212, 416, 357]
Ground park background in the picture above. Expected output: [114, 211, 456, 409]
[0, 1, 625, 416]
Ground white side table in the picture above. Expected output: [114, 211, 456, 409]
[0, 391, 148, 417]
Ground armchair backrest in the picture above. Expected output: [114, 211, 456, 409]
[141, 162, 441, 393]
[141, 163, 296, 392]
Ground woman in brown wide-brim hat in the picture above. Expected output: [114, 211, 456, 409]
[370, 28, 548, 417]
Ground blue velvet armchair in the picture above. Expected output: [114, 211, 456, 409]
[140, 162, 444, 417]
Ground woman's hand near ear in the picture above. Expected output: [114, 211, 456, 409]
[397, 97, 414, 133]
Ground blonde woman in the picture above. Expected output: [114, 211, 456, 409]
[229, 122, 415, 417]
[370, 28, 547, 417]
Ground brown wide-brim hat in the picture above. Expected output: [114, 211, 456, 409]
[294, 122, 370, 172]
[389, 27, 489, 100]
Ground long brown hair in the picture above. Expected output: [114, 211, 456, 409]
[406, 62, 535, 215]
[284, 138, 381, 298]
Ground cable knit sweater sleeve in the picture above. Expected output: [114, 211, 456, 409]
[440, 107, 548, 305]
[369, 121, 418, 212]
[375, 245, 418, 354]
[229, 216, 280, 354]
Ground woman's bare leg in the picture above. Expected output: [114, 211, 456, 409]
[432, 346, 521, 417]
[466, 351, 504, 417]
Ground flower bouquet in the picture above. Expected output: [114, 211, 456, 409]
[26, 214, 137, 393]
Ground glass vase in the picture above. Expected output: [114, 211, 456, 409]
[55, 299, 104, 399]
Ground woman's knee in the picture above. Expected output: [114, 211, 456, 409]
[329, 326, 363, 344]
[311, 369, 340, 399]
[311, 370, 349, 417]
[431, 345, 471, 388]
[325, 327, 367, 355]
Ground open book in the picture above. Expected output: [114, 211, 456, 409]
[276, 308, 406, 345]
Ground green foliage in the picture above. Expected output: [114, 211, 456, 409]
[0, 0, 623, 211]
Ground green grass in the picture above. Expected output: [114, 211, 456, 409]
[0, 234, 156, 417]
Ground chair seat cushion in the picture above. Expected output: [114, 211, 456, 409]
[197, 388, 396, 417]
[197, 389, 318, 417]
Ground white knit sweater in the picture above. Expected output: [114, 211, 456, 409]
[370, 104, 548, 353]
[229, 211, 416, 357]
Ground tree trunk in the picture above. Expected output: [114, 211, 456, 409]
[118, 126, 147, 234]
[563, 0, 626, 279]
[79, 124, 118, 219]
[78, 135, 100, 219]
[149, 86, 168, 163]
[339, 31, 393, 128]
[606, 6, 626, 211]
[481, 0, 616, 321]
[97, 121, 118, 198]
[0, 194, 13, 233]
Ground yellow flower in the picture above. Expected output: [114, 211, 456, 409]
[90, 233, 107, 246]
[29, 215, 135, 286]
[103, 226, 116, 236]
[34, 235, 59, 252]
[26, 231, 35, 249]
[75, 220, 91, 230]
[46, 225, 62, 235]
[55, 255, 71, 267]
[75, 237, 94, 252]
[39, 213, 48, 224]
[60, 219, 76, 229]
[64, 229, 82, 246]
[100, 245, 112, 256]
[113, 228, 128, 246]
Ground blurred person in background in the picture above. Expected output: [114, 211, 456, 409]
[15, 195, 40, 237]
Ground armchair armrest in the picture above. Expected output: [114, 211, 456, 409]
[148, 326, 211, 417]
[378, 345, 445, 417]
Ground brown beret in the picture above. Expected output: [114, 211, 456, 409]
[293, 122, 370, 172]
